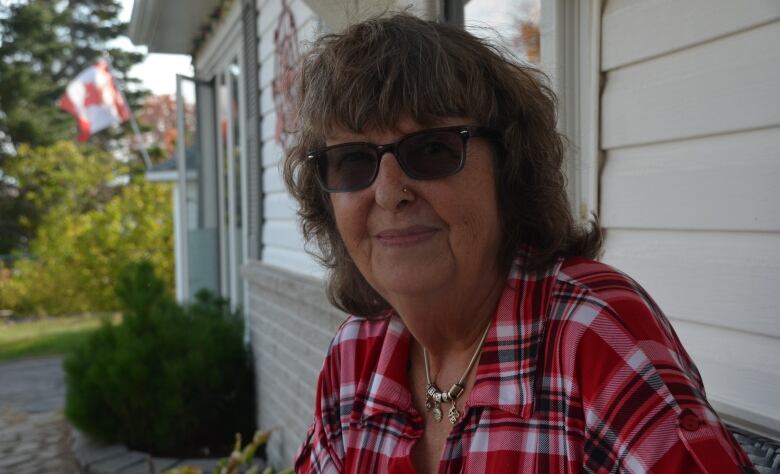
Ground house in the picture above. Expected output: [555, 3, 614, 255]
[129, 0, 780, 467]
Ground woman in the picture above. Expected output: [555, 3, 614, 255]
[285, 13, 754, 474]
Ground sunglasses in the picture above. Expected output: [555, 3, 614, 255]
[308, 125, 497, 193]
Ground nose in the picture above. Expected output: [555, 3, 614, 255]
[373, 151, 413, 211]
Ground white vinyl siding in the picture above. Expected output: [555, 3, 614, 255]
[250, 1, 334, 466]
[257, 0, 323, 278]
[599, 0, 780, 433]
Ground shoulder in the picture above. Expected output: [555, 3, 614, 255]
[325, 313, 393, 367]
[548, 257, 706, 401]
[551, 257, 680, 346]
[317, 313, 395, 397]
[547, 257, 704, 394]
[547, 260, 753, 473]
[556, 257, 652, 307]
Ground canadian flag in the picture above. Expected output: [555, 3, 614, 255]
[58, 59, 131, 142]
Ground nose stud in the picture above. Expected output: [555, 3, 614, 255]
[403, 186, 408, 193]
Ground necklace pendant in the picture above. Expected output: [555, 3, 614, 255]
[448, 404, 460, 424]
[432, 405, 443, 422]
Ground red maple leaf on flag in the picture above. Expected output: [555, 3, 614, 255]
[83, 82, 104, 108]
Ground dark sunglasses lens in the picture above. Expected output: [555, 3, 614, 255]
[320, 145, 377, 191]
[398, 131, 463, 179]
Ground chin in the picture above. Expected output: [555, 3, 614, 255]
[372, 264, 449, 298]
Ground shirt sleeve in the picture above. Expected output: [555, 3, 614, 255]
[574, 289, 755, 474]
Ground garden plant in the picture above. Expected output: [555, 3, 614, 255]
[64, 260, 256, 457]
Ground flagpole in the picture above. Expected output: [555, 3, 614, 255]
[127, 108, 153, 169]
[103, 54, 152, 169]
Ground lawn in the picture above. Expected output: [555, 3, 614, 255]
[0, 313, 118, 361]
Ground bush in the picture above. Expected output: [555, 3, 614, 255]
[0, 141, 173, 316]
[64, 261, 255, 457]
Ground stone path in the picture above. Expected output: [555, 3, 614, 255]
[0, 356, 77, 474]
[0, 356, 229, 474]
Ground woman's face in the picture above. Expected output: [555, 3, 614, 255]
[328, 117, 504, 302]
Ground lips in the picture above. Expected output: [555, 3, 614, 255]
[375, 225, 439, 247]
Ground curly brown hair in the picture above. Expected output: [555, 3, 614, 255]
[283, 13, 602, 317]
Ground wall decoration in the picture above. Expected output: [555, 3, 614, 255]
[272, 0, 300, 149]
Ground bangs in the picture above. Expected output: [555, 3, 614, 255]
[298, 15, 504, 141]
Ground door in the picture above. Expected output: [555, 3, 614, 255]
[175, 75, 220, 301]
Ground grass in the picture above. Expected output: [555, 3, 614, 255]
[0, 313, 118, 362]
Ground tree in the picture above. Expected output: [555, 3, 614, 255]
[0, 141, 173, 315]
[0, 0, 148, 255]
[136, 94, 179, 160]
[511, 0, 540, 64]
[0, 0, 146, 148]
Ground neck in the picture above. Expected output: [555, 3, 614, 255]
[392, 267, 505, 370]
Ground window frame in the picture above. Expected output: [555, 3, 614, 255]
[444, 0, 602, 224]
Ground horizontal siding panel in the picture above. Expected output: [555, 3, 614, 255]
[259, 55, 274, 92]
[263, 165, 286, 193]
[602, 229, 780, 338]
[673, 320, 780, 430]
[602, 0, 780, 70]
[259, 16, 277, 64]
[601, 21, 780, 149]
[263, 219, 305, 250]
[262, 109, 277, 143]
[262, 137, 283, 167]
[262, 245, 323, 278]
[259, 1, 318, 74]
[258, 0, 283, 37]
[289, 0, 316, 26]
[601, 127, 780, 231]
[260, 82, 274, 114]
[264, 190, 298, 220]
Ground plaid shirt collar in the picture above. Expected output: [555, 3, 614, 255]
[359, 248, 563, 422]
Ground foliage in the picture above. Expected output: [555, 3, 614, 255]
[0, 313, 114, 362]
[65, 261, 256, 457]
[0, 0, 147, 253]
[136, 94, 179, 160]
[0, 141, 173, 315]
[0, 0, 145, 148]
[164, 430, 282, 474]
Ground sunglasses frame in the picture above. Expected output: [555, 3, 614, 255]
[307, 125, 498, 193]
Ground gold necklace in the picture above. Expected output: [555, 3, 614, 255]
[423, 322, 491, 424]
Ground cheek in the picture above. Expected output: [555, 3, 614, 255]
[447, 163, 502, 252]
[331, 194, 370, 252]
[453, 200, 501, 247]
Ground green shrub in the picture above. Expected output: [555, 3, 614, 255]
[0, 141, 173, 316]
[64, 261, 255, 457]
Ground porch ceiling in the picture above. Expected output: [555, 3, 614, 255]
[128, 0, 221, 54]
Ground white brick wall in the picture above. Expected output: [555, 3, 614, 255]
[244, 261, 346, 468]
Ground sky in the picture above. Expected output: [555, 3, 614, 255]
[116, 0, 193, 96]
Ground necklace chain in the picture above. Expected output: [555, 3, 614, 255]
[423, 322, 491, 424]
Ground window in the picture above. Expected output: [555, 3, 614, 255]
[462, 0, 540, 63]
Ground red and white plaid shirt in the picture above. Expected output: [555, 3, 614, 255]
[296, 251, 755, 473]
